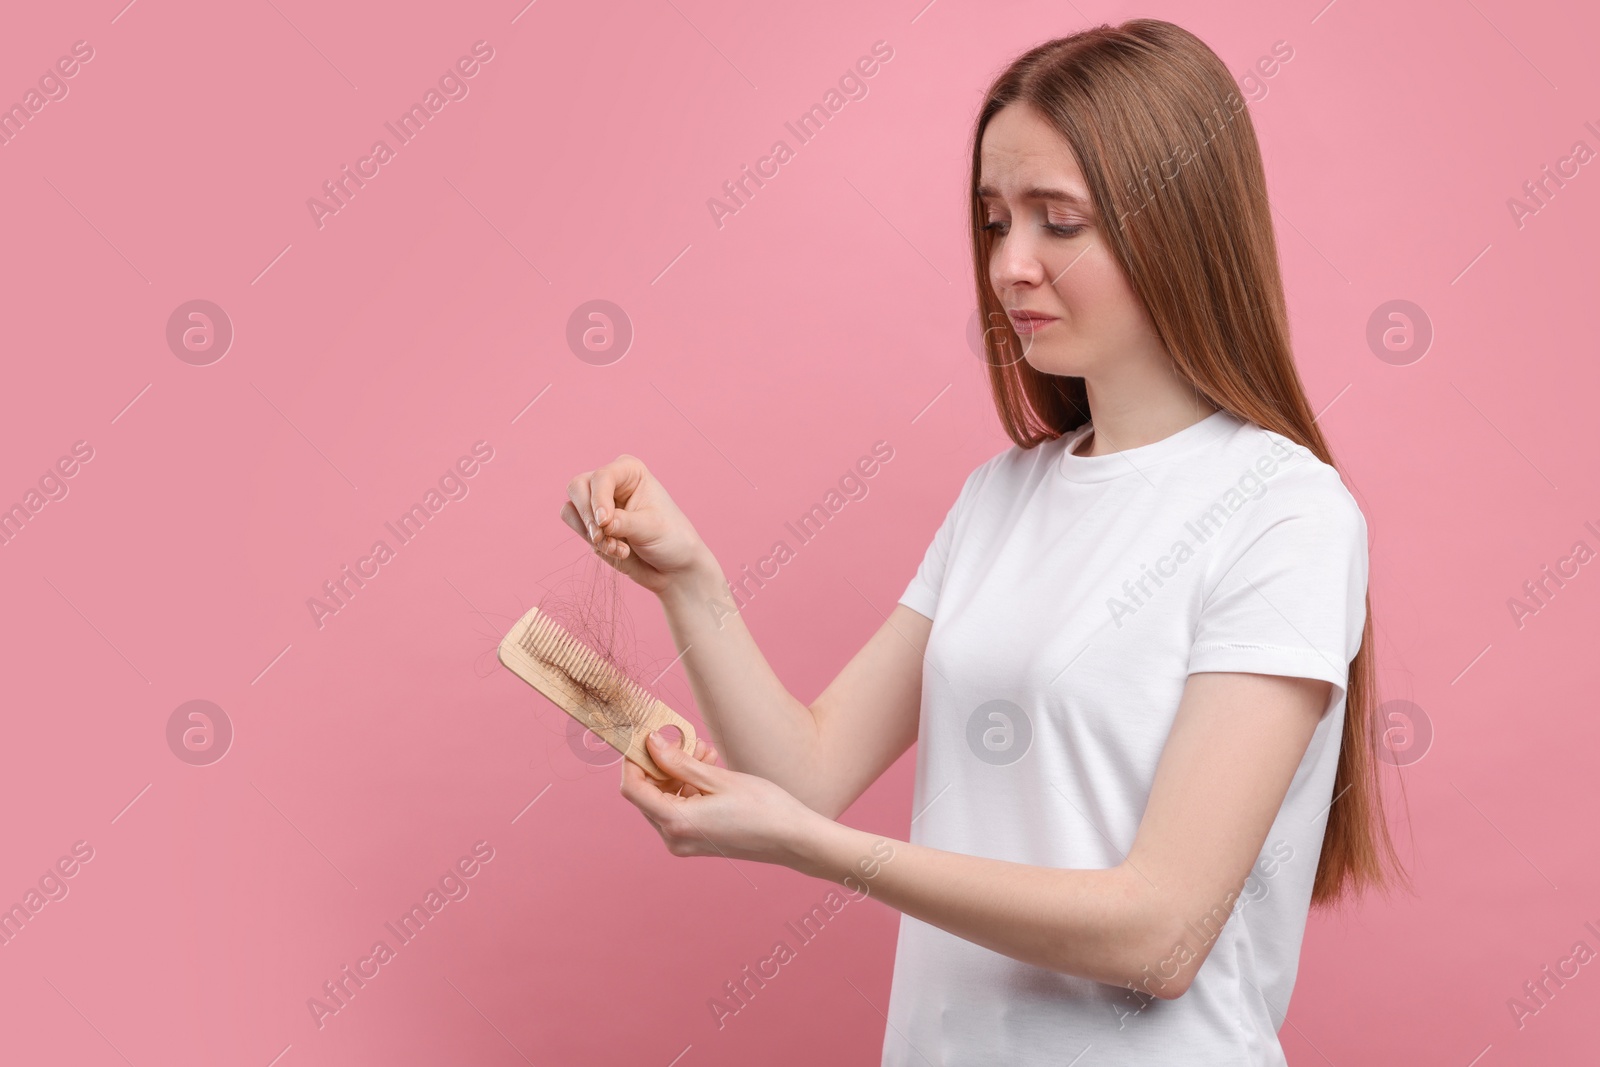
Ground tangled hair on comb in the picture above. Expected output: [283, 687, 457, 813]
[531, 549, 652, 736]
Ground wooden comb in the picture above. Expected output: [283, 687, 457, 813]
[498, 603, 697, 781]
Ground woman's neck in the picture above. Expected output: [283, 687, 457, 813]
[1076, 385, 1218, 458]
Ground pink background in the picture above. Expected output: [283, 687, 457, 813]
[2, 0, 1596, 1063]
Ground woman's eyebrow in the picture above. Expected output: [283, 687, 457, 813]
[976, 183, 1092, 205]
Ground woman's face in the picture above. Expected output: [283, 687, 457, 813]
[978, 103, 1162, 377]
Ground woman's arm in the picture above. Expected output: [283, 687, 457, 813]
[568, 456, 927, 818]
[625, 669, 1331, 998]
[651, 558, 822, 798]
[656, 558, 928, 819]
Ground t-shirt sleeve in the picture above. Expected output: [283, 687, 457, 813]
[898, 462, 990, 621]
[1187, 471, 1369, 708]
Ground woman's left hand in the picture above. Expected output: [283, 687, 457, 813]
[621, 731, 822, 871]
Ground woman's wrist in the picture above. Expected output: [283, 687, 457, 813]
[784, 809, 867, 883]
[656, 549, 732, 613]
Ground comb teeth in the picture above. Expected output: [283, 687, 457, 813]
[519, 611, 654, 723]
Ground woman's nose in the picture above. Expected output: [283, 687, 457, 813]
[992, 236, 1045, 290]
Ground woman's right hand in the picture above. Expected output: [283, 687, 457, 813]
[561, 454, 717, 596]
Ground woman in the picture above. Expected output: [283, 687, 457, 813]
[562, 18, 1407, 1065]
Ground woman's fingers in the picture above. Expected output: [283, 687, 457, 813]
[678, 739, 712, 795]
[645, 731, 723, 794]
[620, 754, 678, 821]
[596, 504, 633, 542]
[658, 735, 716, 796]
[595, 499, 662, 559]
[568, 458, 656, 566]
[562, 479, 598, 541]
[559, 498, 585, 537]
[588, 455, 647, 531]
[589, 508, 632, 560]
[563, 495, 629, 566]
[565, 458, 633, 538]
[621, 736, 720, 802]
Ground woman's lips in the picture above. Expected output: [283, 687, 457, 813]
[1009, 313, 1058, 335]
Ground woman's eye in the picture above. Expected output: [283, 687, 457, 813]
[981, 220, 1085, 238]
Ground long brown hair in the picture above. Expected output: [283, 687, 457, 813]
[969, 19, 1410, 908]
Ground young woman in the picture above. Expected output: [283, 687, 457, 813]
[562, 18, 1407, 1065]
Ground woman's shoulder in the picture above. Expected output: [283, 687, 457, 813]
[1216, 418, 1367, 537]
[976, 423, 1092, 478]
[949, 437, 1041, 498]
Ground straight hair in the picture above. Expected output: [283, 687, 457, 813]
[969, 19, 1410, 908]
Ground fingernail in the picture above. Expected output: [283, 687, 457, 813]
[595, 506, 606, 523]
[586, 521, 595, 539]
[649, 729, 663, 744]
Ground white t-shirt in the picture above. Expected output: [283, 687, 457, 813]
[884, 408, 1368, 1066]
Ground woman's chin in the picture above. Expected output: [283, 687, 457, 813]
[1021, 343, 1088, 378]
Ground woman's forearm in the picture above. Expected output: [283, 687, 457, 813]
[655, 556, 823, 802]
[792, 816, 1180, 997]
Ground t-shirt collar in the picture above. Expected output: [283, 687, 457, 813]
[1056, 408, 1239, 483]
